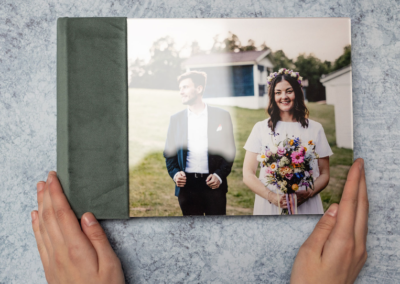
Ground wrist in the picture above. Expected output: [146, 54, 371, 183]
[266, 190, 272, 204]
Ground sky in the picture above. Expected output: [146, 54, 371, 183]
[127, 18, 351, 64]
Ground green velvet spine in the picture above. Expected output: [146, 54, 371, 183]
[57, 17, 129, 219]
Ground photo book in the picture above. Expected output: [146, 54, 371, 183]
[57, 17, 352, 219]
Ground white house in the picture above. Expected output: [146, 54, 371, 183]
[182, 50, 274, 109]
[320, 65, 353, 149]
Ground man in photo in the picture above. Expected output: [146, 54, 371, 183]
[164, 71, 236, 216]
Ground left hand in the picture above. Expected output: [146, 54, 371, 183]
[206, 174, 220, 189]
[294, 189, 313, 207]
[31, 171, 125, 284]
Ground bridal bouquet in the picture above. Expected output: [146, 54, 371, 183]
[258, 135, 320, 215]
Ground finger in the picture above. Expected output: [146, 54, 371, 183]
[355, 159, 368, 248]
[37, 180, 54, 258]
[31, 210, 49, 270]
[331, 158, 363, 239]
[301, 203, 339, 257]
[81, 213, 121, 270]
[42, 172, 65, 248]
[181, 171, 186, 176]
[48, 171, 91, 247]
[207, 180, 216, 186]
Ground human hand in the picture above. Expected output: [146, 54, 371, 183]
[175, 171, 186, 187]
[294, 189, 312, 207]
[31, 171, 125, 284]
[268, 191, 288, 209]
[290, 158, 368, 284]
[206, 174, 220, 189]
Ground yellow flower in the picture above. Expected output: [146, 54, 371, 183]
[261, 154, 266, 159]
[308, 140, 314, 145]
[292, 184, 299, 191]
[304, 146, 307, 152]
[290, 140, 294, 146]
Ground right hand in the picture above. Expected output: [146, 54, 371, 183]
[290, 158, 368, 283]
[175, 171, 186, 187]
[268, 191, 288, 209]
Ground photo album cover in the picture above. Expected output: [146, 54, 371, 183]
[57, 17, 352, 219]
[127, 18, 352, 217]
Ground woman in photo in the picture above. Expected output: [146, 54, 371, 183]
[242, 68, 333, 215]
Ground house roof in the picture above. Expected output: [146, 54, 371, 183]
[182, 50, 271, 68]
[320, 65, 352, 83]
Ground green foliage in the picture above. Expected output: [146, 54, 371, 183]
[332, 45, 351, 71]
[269, 50, 295, 72]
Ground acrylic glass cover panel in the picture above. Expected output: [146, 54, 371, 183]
[127, 18, 352, 217]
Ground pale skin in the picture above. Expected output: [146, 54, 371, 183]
[32, 163, 367, 283]
[291, 158, 368, 283]
[31, 171, 125, 284]
[243, 79, 329, 208]
[175, 77, 221, 190]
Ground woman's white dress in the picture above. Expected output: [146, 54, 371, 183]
[244, 118, 333, 215]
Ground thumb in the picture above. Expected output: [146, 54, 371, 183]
[300, 203, 339, 256]
[181, 171, 186, 177]
[81, 212, 120, 267]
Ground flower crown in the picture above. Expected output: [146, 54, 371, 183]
[267, 68, 303, 87]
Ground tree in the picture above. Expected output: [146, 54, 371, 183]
[129, 36, 184, 90]
[294, 53, 331, 102]
[269, 50, 295, 72]
[241, 39, 257, 51]
[332, 44, 351, 71]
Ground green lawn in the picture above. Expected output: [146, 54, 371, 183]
[129, 88, 353, 216]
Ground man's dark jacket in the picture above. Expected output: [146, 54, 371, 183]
[163, 105, 236, 197]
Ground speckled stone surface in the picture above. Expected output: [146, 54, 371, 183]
[1, 1, 399, 283]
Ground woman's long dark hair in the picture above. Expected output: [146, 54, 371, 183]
[267, 74, 309, 132]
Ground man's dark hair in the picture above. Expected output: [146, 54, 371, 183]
[177, 71, 207, 94]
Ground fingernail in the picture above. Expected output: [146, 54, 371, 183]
[326, 205, 338, 217]
[37, 182, 45, 192]
[359, 158, 364, 170]
[31, 211, 37, 221]
[84, 214, 98, 227]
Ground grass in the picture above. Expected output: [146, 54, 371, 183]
[129, 88, 353, 216]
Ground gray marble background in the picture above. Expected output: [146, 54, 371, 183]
[1, 0, 399, 283]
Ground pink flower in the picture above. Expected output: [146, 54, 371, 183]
[265, 167, 274, 176]
[277, 146, 286, 156]
[285, 173, 293, 180]
[299, 146, 305, 154]
[291, 151, 304, 164]
[265, 150, 272, 157]
[309, 170, 313, 175]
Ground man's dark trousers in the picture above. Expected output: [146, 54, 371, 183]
[178, 173, 226, 216]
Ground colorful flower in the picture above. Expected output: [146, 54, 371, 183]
[264, 167, 274, 176]
[292, 184, 299, 191]
[270, 163, 278, 171]
[285, 173, 294, 180]
[277, 146, 286, 156]
[291, 151, 305, 164]
[308, 140, 314, 145]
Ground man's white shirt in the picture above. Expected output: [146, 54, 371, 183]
[173, 104, 222, 185]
